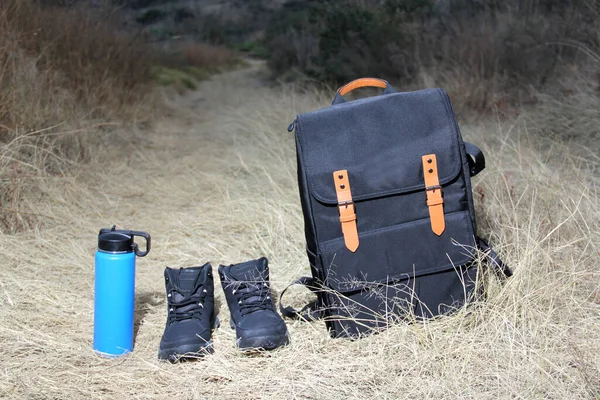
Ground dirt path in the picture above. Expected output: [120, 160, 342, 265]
[1, 63, 599, 399]
[0, 63, 329, 399]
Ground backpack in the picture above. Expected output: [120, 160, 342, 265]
[280, 78, 511, 338]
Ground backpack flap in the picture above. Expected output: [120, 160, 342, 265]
[296, 88, 463, 204]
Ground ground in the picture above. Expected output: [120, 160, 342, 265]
[0, 63, 599, 399]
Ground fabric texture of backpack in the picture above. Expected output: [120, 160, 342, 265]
[280, 78, 511, 338]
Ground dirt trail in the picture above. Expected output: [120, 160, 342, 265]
[1, 63, 600, 399]
[0, 63, 329, 399]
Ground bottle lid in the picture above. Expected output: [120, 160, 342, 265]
[98, 232, 134, 253]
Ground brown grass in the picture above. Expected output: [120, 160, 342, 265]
[264, 0, 599, 117]
[0, 0, 243, 232]
[0, 0, 160, 232]
[0, 1, 598, 396]
[182, 42, 238, 71]
[1, 0, 159, 126]
[423, 5, 598, 116]
[0, 63, 598, 399]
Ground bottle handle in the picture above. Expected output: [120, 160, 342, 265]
[130, 231, 151, 257]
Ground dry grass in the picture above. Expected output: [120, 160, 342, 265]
[263, 0, 600, 118]
[0, 63, 598, 399]
[0, 0, 243, 232]
[3, 0, 160, 124]
[0, 0, 160, 128]
[182, 42, 239, 71]
[0, 0, 160, 232]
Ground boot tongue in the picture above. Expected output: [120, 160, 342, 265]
[228, 258, 267, 283]
[228, 259, 270, 313]
[178, 268, 202, 292]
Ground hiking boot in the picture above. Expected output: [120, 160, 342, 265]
[219, 257, 290, 350]
[158, 263, 218, 361]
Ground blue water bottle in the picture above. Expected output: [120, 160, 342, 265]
[93, 226, 151, 357]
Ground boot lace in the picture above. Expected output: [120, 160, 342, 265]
[167, 288, 206, 324]
[235, 282, 272, 316]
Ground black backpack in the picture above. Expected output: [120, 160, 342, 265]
[280, 78, 511, 338]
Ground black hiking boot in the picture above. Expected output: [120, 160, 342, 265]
[219, 257, 290, 350]
[158, 263, 218, 362]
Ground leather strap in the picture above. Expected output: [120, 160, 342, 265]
[279, 276, 323, 321]
[334, 170, 359, 252]
[332, 78, 396, 105]
[337, 78, 388, 96]
[422, 154, 445, 236]
[465, 142, 485, 177]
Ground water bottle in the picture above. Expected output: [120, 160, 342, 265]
[93, 226, 151, 357]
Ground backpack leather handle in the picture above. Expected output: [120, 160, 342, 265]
[332, 77, 397, 105]
[338, 78, 389, 96]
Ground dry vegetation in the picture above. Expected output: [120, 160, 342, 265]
[1, 0, 160, 127]
[0, 0, 236, 232]
[1, 61, 599, 398]
[262, 0, 600, 116]
[0, 0, 160, 231]
[0, 0, 599, 398]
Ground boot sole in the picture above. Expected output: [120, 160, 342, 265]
[158, 341, 214, 362]
[158, 317, 220, 362]
[236, 332, 291, 351]
[229, 318, 290, 351]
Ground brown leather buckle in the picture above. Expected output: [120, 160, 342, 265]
[422, 154, 446, 236]
[333, 170, 359, 252]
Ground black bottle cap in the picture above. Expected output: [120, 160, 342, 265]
[98, 232, 133, 253]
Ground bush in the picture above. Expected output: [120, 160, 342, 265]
[1, 0, 160, 126]
[264, 0, 599, 112]
[151, 66, 198, 90]
[181, 42, 238, 71]
[265, 0, 431, 85]
[177, 1, 278, 46]
[235, 41, 270, 59]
